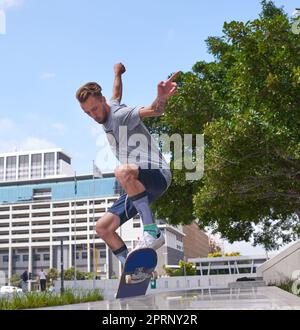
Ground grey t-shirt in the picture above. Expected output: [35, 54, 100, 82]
[103, 100, 171, 187]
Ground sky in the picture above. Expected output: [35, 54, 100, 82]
[0, 0, 299, 256]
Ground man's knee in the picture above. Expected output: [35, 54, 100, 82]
[95, 213, 119, 239]
[114, 164, 139, 184]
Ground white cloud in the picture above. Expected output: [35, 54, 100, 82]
[19, 137, 56, 151]
[0, 0, 23, 10]
[0, 118, 15, 131]
[40, 72, 56, 80]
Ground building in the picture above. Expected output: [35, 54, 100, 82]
[0, 149, 185, 282]
[0, 148, 74, 183]
[183, 221, 209, 259]
[189, 255, 269, 276]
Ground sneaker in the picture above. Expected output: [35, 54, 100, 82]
[133, 231, 165, 251]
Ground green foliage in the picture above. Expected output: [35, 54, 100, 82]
[224, 252, 241, 257]
[208, 252, 223, 258]
[164, 260, 197, 277]
[0, 289, 103, 310]
[208, 252, 240, 257]
[9, 274, 21, 288]
[46, 268, 59, 284]
[63, 268, 85, 281]
[275, 280, 300, 297]
[150, 1, 300, 250]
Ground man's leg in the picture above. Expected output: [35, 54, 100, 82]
[114, 164, 162, 244]
[96, 212, 129, 265]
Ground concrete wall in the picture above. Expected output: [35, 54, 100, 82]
[55, 273, 257, 300]
[257, 240, 300, 285]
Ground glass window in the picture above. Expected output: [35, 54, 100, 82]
[23, 255, 29, 262]
[43, 254, 50, 261]
[82, 252, 87, 259]
[44, 153, 55, 177]
[99, 251, 106, 258]
[33, 254, 40, 261]
[6, 156, 17, 181]
[18, 155, 29, 180]
[3, 255, 8, 262]
[13, 255, 20, 262]
[0, 157, 4, 182]
[31, 154, 42, 178]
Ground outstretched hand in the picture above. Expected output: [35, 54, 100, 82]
[157, 71, 180, 100]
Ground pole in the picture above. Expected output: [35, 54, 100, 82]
[60, 239, 64, 294]
[74, 172, 77, 290]
[92, 161, 96, 289]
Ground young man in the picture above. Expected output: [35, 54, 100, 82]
[76, 63, 179, 266]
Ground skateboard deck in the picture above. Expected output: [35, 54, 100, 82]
[116, 248, 157, 299]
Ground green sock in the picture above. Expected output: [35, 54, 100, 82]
[144, 224, 160, 239]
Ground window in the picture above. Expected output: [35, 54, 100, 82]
[18, 155, 29, 180]
[6, 156, 16, 181]
[3, 255, 8, 262]
[43, 254, 50, 261]
[0, 157, 4, 182]
[33, 254, 40, 261]
[23, 255, 29, 262]
[44, 152, 55, 177]
[13, 255, 20, 262]
[99, 251, 106, 258]
[82, 252, 87, 259]
[31, 154, 42, 178]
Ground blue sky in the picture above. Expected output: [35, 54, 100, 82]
[0, 0, 299, 255]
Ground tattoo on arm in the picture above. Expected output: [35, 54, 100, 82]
[153, 98, 167, 114]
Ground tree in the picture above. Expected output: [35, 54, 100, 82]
[46, 268, 59, 284]
[150, 1, 300, 250]
[164, 260, 197, 277]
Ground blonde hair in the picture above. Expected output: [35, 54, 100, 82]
[76, 82, 102, 103]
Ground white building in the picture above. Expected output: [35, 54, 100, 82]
[189, 255, 268, 276]
[0, 148, 74, 182]
[0, 149, 185, 282]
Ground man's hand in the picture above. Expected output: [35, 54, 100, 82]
[111, 63, 126, 102]
[157, 71, 180, 101]
[139, 71, 181, 119]
[114, 63, 126, 76]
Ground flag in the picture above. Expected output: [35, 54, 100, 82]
[93, 162, 103, 178]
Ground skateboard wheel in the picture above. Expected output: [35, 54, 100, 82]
[125, 275, 132, 284]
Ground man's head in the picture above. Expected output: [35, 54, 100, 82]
[76, 82, 109, 124]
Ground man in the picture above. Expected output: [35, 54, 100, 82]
[76, 63, 179, 266]
[38, 269, 47, 292]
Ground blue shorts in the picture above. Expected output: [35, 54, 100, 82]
[108, 168, 171, 226]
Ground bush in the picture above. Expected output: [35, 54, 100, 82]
[0, 289, 103, 310]
[164, 260, 197, 277]
[46, 268, 59, 284]
[9, 274, 21, 288]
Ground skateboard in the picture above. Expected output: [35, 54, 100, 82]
[116, 248, 157, 299]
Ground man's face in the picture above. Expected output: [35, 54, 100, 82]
[80, 95, 108, 124]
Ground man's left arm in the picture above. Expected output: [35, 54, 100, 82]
[139, 71, 180, 119]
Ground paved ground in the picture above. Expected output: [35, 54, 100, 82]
[38, 287, 300, 310]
